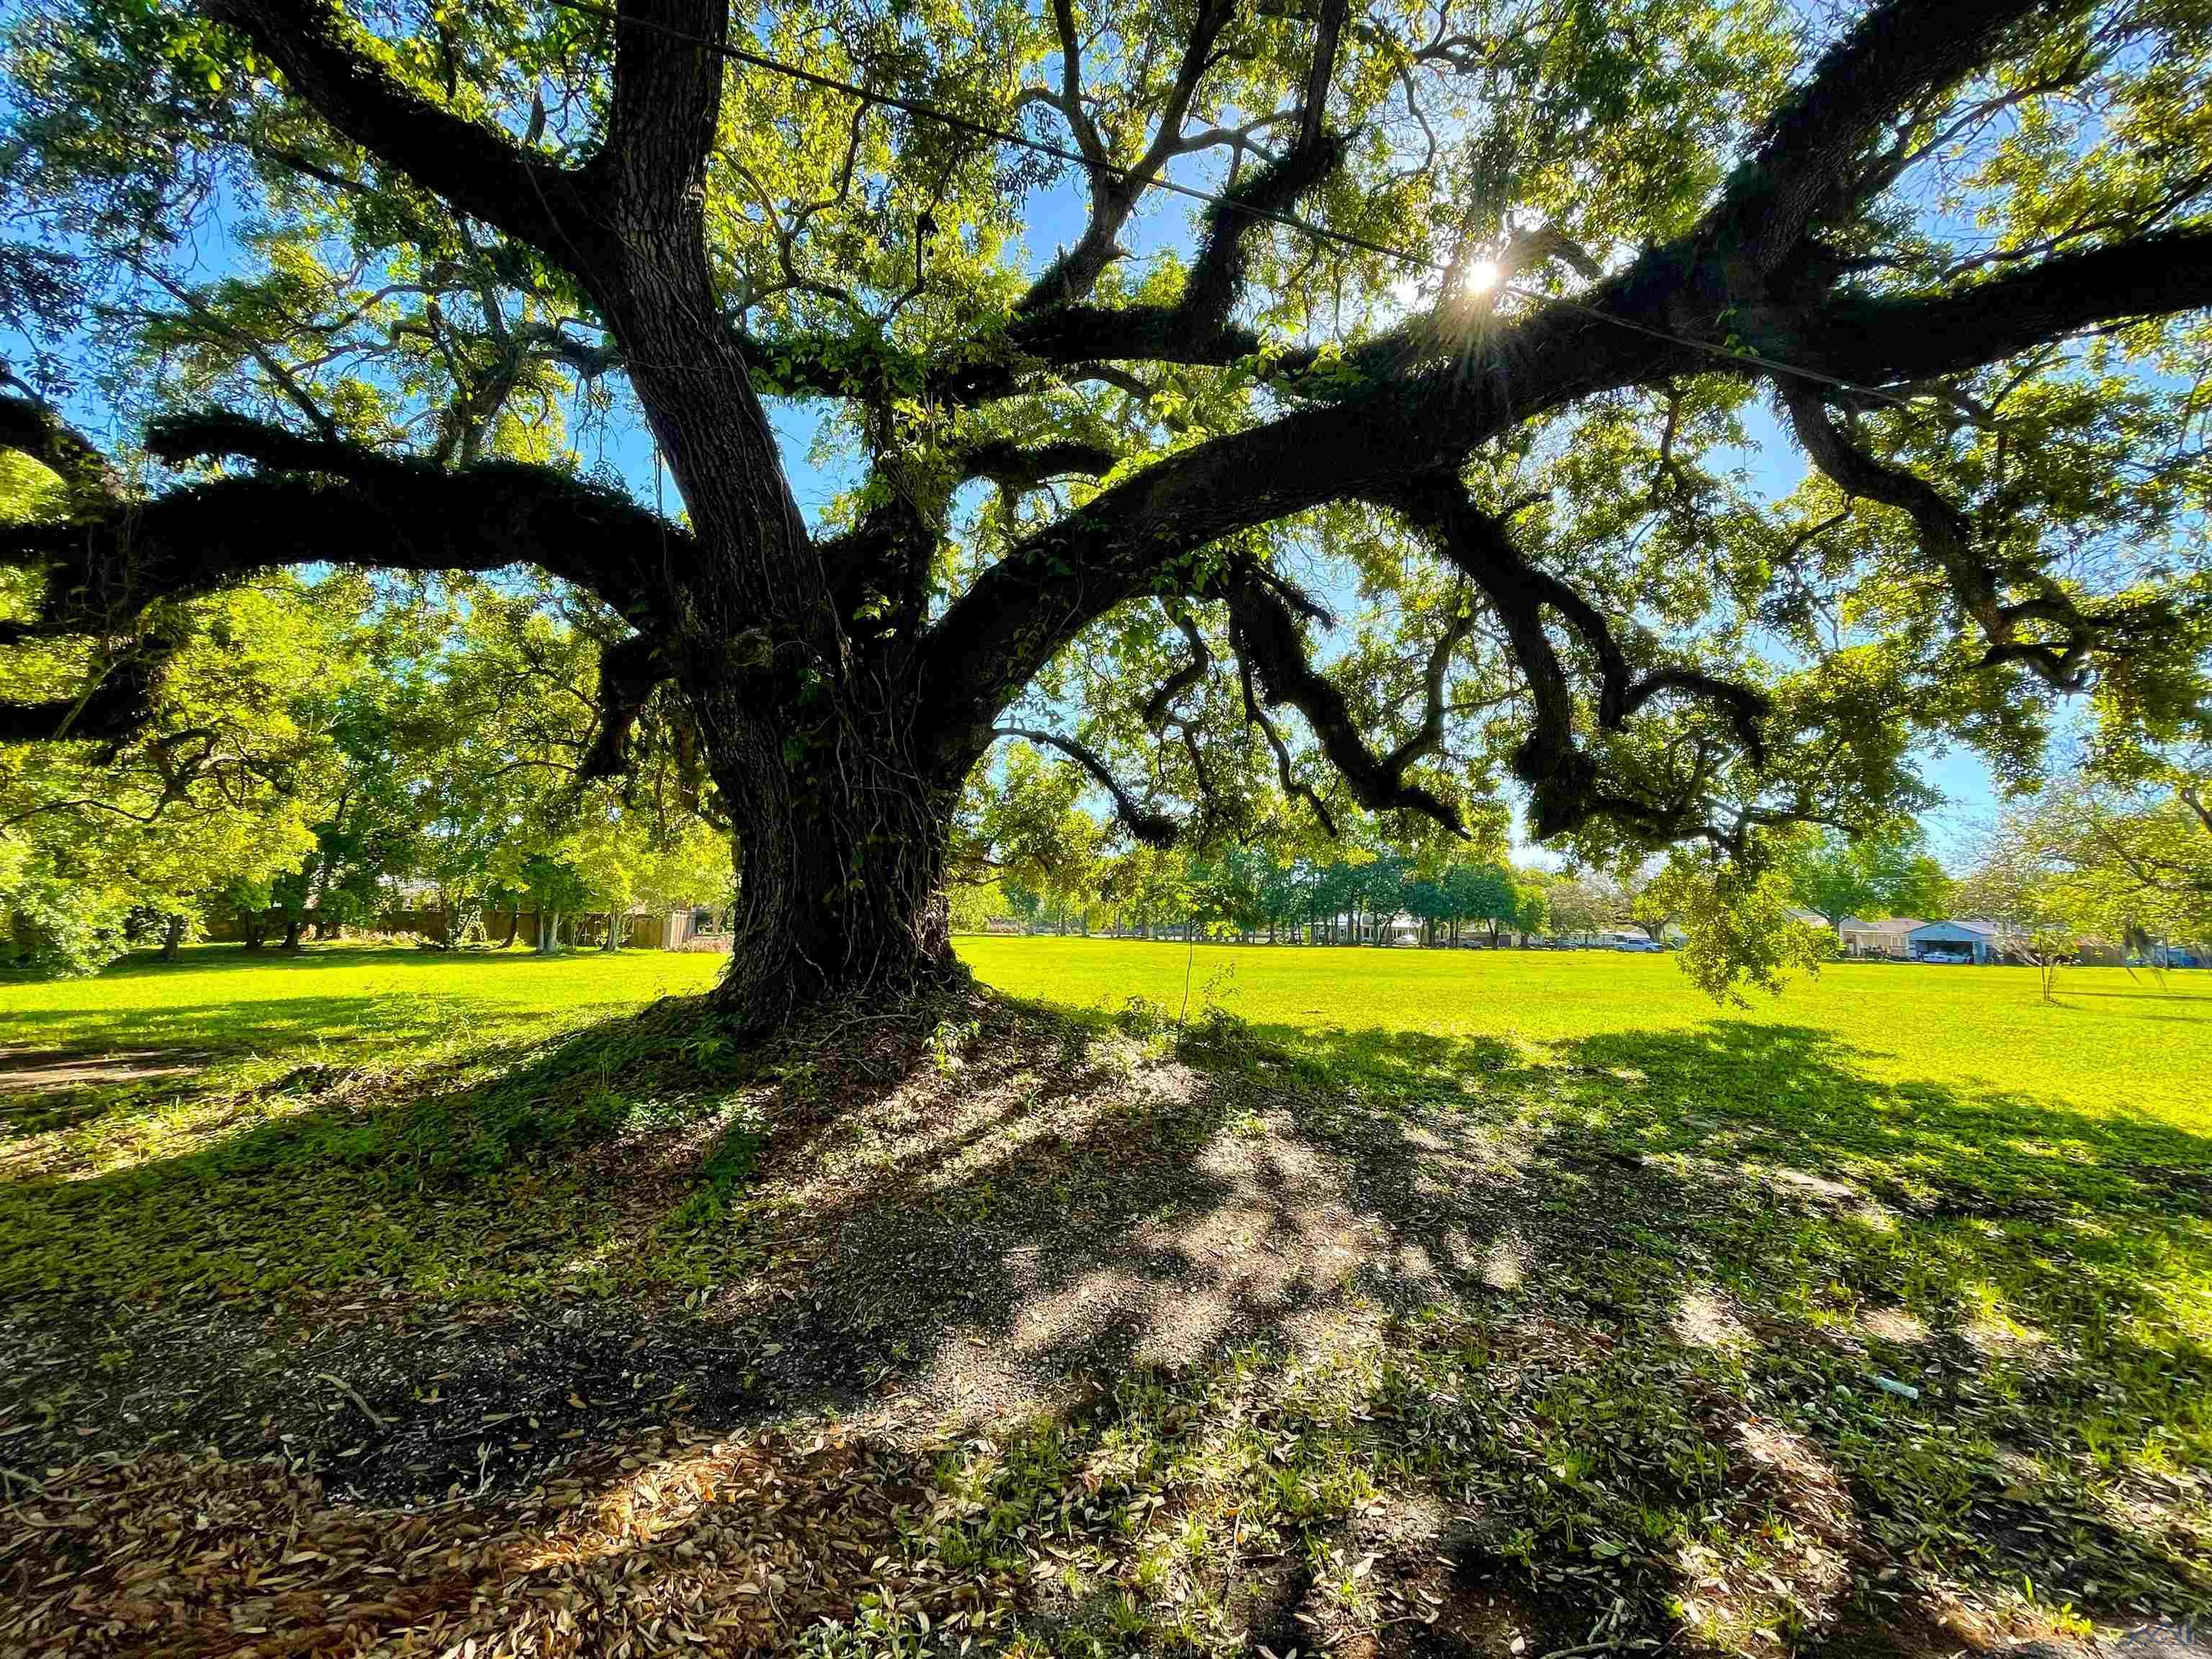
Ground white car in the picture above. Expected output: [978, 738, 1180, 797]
[1612, 936, 1665, 953]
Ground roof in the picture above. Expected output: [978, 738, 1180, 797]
[1909, 918, 1996, 940]
[1839, 916, 1923, 935]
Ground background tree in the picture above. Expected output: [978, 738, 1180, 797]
[1952, 812, 2077, 999]
[1618, 860, 1682, 944]
[1441, 861, 1509, 945]
[1545, 874, 1618, 945]
[1786, 826, 1954, 934]
[981, 744, 1110, 934]
[517, 852, 590, 953]
[1509, 876, 1550, 947]
[4, 0, 2211, 1023]
[1960, 757, 2212, 971]
[1, 564, 343, 971]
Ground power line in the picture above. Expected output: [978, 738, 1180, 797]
[542, 0, 1915, 406]
[547, 0, 1441, 271]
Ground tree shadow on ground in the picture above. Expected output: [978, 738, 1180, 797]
[15, 942, 574, 981]
[0, 951, 698, 1140]
[3, 992, 2207, 1658]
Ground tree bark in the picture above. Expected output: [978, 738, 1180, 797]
[701, 714, 962, 1028]
[158, 913, 186, 961]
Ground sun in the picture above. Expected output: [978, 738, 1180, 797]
[1465, 258, 1503, 295]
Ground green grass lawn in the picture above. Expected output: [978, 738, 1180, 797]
[4, 940, 2209, 1657]
[962, 937, 2212, 1133]
[8, 938, 2203, 1140]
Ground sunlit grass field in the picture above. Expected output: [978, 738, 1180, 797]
[1, 943, 716, 1069]
[5, 939, 2211, 1650]
[9, 938, 2203, 1134]
[961, 937, 2212, 1133]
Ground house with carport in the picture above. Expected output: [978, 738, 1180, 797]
[1906, 918, 2005, 963]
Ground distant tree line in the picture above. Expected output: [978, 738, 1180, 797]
[971, 844, 1565, 947]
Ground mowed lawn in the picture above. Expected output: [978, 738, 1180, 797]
[4, 940, 2211, 1656]
[6, 938, 2203, 1136]
[963, 937, 2212, 1133]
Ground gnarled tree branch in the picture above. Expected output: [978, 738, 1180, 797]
[1225, 566, 1464, 832]
[1780, 383, 2106, 688]
[992, 726, 1179, 847]
[1, 411, 687, 645]
[0, 387, 124, 516]
[203, 0, 605, 271]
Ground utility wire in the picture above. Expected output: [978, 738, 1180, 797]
[543, 0, 1917, 406]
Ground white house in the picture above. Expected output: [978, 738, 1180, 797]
[1907, 918, 2000, 963]
[1375, 911, 1424, 946]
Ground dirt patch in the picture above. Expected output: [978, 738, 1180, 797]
[0, 1047, 204, 1093]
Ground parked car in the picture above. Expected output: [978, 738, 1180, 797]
[1613, 936, 1665, 953]
[1919, 947, 1972, 964]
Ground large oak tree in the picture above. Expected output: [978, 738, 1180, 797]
[2, 0, 2208, 1025]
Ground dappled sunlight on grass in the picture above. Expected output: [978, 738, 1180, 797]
[2, 941, 2208, 1654]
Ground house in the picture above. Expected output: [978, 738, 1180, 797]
[1392, 912, 1427, 945]
[1838, 916, 1923, 958]
[1907, 918, 2002, 963]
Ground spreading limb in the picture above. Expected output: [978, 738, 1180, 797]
[2, 414, 687, 644]
[1781, 385, 2105, 688]
[1226, 568, 1465, 832]
[992, 726, 1179, 847]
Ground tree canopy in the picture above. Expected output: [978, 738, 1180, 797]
[2, 0, 2209, 1020]
[1785, 824, 1952, 929]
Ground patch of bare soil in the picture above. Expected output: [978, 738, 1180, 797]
[0, 1048, 206, 1093]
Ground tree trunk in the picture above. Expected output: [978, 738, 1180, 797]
[692, 706, 962, 1030]
[279, 915, 304, 951]
[158, 913, 186, 961]
[241, 912, 269, 950]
